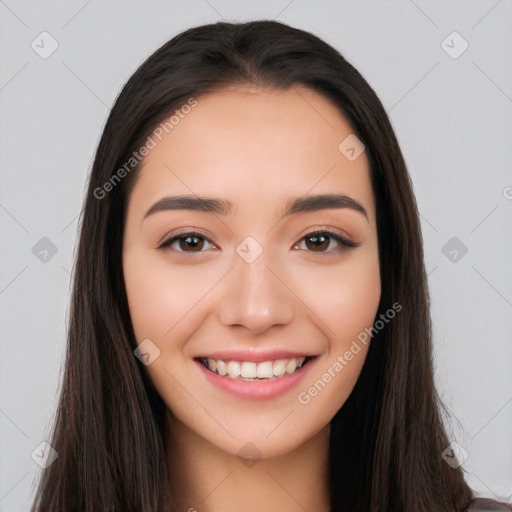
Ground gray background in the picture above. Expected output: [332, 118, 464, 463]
[1, 1, 511, 509]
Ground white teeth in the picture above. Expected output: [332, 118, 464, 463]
[240, 362, 257, 378]
[256, 361, 273, 378]
[216, 360, 227, 376]
[202, 356, 309, 380]
[286, 359, 297, 374]
[227, 361, 241, 378]
[273, 360, 286, 377]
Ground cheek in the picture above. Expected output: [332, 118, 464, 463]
[123, 252, 173, 342]
[294, 279, 380, 427]
[292, 247, 381, 347]
[329, 255, 381, 349]
[123, 249, 212, 343]
[288, 248, 380, 418]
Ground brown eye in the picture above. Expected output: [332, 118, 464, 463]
[305, 233, 330, 252]
[296, 231, 356, 253]
[178, 234, 205, 251]
[159, 232, 215, 252]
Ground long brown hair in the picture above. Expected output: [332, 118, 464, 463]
[31, 20, 473, 511]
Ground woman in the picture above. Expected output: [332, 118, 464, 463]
[31, 20, 510, 511]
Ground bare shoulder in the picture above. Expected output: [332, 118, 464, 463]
[464, 497, 512, 511]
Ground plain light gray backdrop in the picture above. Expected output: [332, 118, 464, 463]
[0, 1, 511, 510]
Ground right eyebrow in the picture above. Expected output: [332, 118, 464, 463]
[144, 195, 231, 220]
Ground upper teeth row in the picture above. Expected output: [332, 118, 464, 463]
[204, 357, 306, 379]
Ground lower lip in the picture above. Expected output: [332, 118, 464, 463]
[195, 358, 316, 400]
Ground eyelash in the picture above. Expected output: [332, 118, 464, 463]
[157, 229, 358, 254]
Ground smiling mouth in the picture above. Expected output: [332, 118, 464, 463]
[196, 356, 316, 382]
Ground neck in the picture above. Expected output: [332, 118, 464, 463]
[165, 413, 331, 512]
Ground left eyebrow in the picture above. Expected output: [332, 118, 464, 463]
[282, 193, 368, 221]
[143, 193, 368, 222]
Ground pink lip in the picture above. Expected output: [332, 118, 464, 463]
[196, 349, 311, 362]
[194, 357, 316, 400]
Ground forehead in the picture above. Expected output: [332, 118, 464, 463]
[129, 85, 375, 222]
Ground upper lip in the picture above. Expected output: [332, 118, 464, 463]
[195, 349, 314, 362]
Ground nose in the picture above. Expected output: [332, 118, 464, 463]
[217, 249, 295, 334]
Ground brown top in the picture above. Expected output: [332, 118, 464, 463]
[465, 497, 512, 511]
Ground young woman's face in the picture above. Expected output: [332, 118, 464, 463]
[122, 85, 381, 459]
